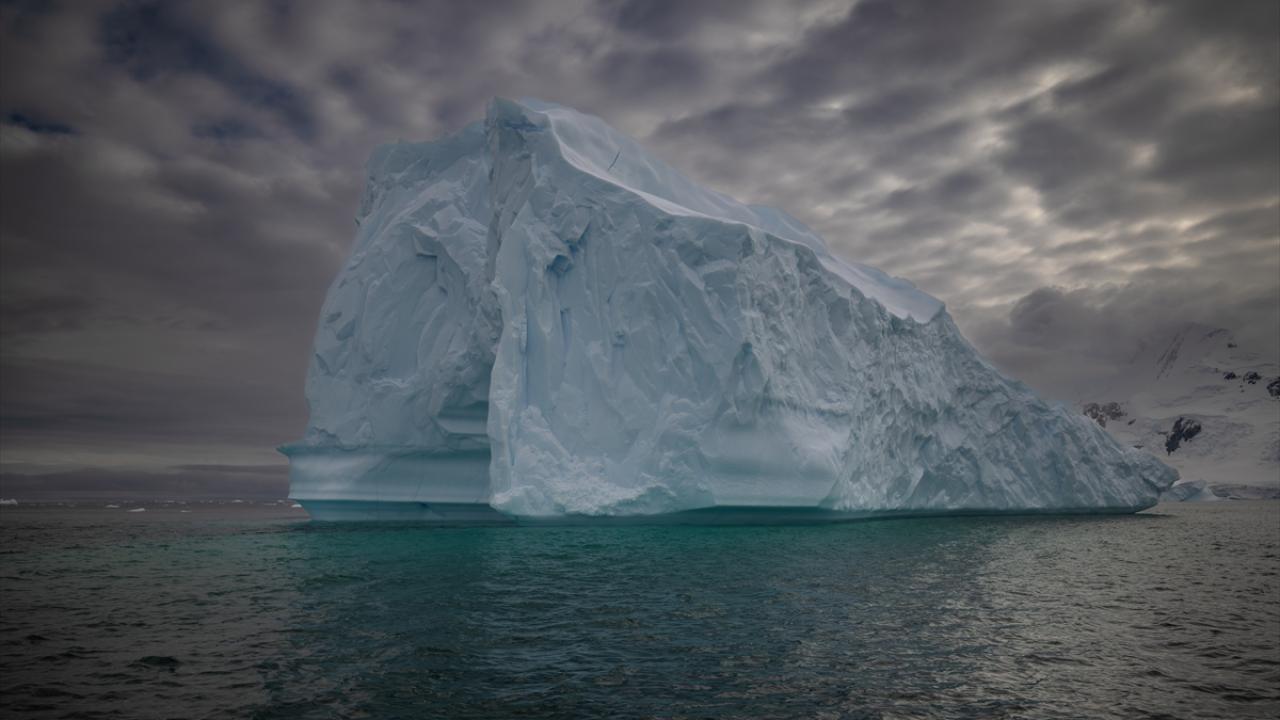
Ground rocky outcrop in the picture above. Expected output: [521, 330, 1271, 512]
[1164, 417, 1203, 455]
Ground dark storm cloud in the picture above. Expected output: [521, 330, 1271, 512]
[607, 0, 746, 39]
[1191, 204, 1280, 241]
[762, 0, 1119, 106]
[0, 0, 1276, 493]
[1150, 101, 1280, 204]
[5, 111, 77, 135]
[0, 294, 93, 335]
[880, 169, 1008, 215]
[100, 2, 317, 138]
[593, 47, 709, 101]
[842, 85, 946, 132]
[965, 270, 1280, 402]
[998, 115, 1120, 195]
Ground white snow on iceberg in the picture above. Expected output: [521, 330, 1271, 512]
[283, 98, 1177, 522]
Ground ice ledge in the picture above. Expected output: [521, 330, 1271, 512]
[283, 445, 491, 505]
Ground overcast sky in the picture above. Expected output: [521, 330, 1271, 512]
[1, 0, 1277, 497]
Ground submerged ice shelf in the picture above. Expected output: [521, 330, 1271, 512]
[283, 98, 1177, 522]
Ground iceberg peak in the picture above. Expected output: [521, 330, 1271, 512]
[492, 97, 944, 323]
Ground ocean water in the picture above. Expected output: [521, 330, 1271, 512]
[1, 502, 1277, 719]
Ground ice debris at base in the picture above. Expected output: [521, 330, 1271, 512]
[1161, 480, 1222, 503]
[284, 98, 1177, 520]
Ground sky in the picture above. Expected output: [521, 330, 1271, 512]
[1, 0, 1277, 498]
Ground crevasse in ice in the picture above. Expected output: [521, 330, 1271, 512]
[283, 98, 1177, 521]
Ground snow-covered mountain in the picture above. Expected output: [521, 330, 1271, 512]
[1073, 324, 1279, 500]
[283, 98, 1175, 521]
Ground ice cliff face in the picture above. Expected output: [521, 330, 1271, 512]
[285, 98, 1177, 520]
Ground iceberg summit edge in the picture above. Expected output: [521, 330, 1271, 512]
[283, 97, 1177, 522]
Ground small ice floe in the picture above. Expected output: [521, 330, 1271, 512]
[127, 508, 146, 513]
[230, 499, 245, 504]
[105, 504, 120, 508]
[0, 498, 18, 506]
[180, 510, 191, 513]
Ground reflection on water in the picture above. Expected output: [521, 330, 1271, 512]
[1, 503, 1277, 718]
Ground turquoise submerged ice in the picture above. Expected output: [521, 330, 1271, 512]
[284, 98, 1177, 521]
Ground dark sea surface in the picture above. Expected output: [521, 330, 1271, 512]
[1, 501, 1277, 719]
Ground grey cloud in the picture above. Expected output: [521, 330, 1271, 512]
[1163, 0, 1280, 59]
[606, 0, 756, 40]
[5, 111, 78, 135]
[970, 272, 1280, 402]
[766, 0, 998, 102]
[881, 168, 1009, 215]
[868, 118, 977, 172]
[656, 101, 828, 148]
[592, 47, 710, 101]
[0, 130, 346, 343]
[842, 85, 947, 132]
[1049, 65, 1192, 141]
[1150, 101, 1280, 205]
[1042, 238, 1108, 258]
[0, 294, 93, 336]
[100, 2, 317, 139]
[765, 0, 1118, 105]
[995, 110, 1132, 211]
[1, 358, 304, 450]
[1190, 204, 1280, 240]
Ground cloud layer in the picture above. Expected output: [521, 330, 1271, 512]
[2, 0, 1276, 494]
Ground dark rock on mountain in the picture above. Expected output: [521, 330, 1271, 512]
[1164, 417, 1202, 455]
[1083, 401, 1125, 427]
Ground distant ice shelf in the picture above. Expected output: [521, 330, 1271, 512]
[284, 98, 1177, 523]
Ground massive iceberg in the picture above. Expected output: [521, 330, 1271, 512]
[283, 98, 1177, 522]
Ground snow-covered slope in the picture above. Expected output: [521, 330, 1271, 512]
[1072, 324, 1279, 500]
[283, 98, 1176, 521]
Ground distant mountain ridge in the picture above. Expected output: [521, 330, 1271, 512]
[1077, 323, 1279, 500]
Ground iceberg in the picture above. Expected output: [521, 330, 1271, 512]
[283, 98, 1177, 522]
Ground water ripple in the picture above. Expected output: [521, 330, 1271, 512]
[0, 502, 1277, 718]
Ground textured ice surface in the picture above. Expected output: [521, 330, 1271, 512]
[285, 98, 1177, 520]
